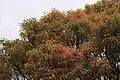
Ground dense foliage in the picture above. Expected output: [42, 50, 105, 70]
[0, 0, 120, 80]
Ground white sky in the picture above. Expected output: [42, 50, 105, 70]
[0, 0, 99, 39]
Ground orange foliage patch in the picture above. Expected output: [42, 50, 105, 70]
[56, 44, 90, 58]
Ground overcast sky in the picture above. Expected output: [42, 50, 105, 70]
[0, 0, 98, 39]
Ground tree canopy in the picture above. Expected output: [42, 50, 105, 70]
[0, 0, 120, 80]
